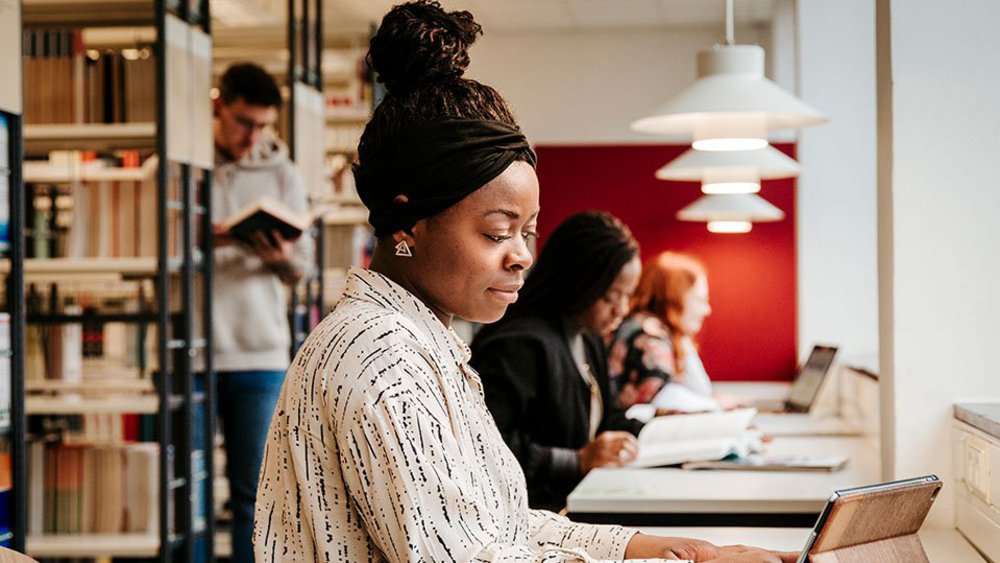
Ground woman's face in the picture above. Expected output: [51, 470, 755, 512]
[406, 161, 540, 324]
[677, 274, 712, 335]
[577, 256, 642, 338]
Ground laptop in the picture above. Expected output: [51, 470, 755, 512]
[795, 475, 941, 563]
[743, 345, 858, 436]
[742, 345, 839, 413]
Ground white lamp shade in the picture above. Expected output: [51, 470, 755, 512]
[676, 193, 785, 223]
[632, 45, 827, 137]
[655, 145, 801, 182]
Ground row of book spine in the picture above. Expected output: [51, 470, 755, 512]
[27, 440, 159, 535]
[22, 29, 156, 126]
[25, 151, 170, 260]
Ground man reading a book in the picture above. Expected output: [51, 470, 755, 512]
[195, 62, 313, 563]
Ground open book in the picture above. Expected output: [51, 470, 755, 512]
[221, 196, 313, 245]
[629, 408, 757, 468]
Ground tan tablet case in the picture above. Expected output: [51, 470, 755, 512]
[809, 480, 941, 563]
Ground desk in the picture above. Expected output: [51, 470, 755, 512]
[713, 381, 792, 403]
[636, 527, 985, 562]
[714, 381, 863, 437]
[567, 436, 879, 527]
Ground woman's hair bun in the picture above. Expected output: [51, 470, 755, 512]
[367, 1, 482, 95]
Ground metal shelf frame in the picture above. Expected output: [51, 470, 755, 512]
[9, 1, 215, 560]
[287, 0, 326, 358]
[4, 107, 29, 554]
[154, 1, 215, 560]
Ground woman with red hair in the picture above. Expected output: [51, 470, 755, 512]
[607, 251, 719, 419]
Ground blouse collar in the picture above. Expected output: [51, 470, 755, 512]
[342, 267, 472, 366]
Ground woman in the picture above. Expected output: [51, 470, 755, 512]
[470, 211, 646, 512]
[253, 2, 792, 561]
[608, 251, 719, 419]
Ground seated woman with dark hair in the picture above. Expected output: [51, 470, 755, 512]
[471, 211, 646, 512]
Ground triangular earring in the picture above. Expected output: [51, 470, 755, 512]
[394, 240, 412, 257]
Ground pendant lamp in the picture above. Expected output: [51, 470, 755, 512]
[656, 145, 799, 194]
[631, 0, 826, 150]
[676, 193, 784, 233]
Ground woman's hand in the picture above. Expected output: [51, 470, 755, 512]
[623, 534, 729, 560]
[704, 547, 800, 562]
[624, 533, 799, 562]
[636, 377, 665, 403]
[212, 223, 234, 248]
[250, 229, 294, 266]
[577, 431, 638, 473]
[713, 393, 745, 411]
[618, 383, 640, 409]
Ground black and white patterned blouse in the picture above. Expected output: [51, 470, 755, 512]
[253, 267, 641, 562]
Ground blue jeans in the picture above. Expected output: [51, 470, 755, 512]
[195, 370, 285, 563]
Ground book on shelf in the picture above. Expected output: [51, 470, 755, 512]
[43, 303, 83, 383]
[30, 440, 160, 535]
[26, 285, 157, 384]
[0, 113, 9, 254]
[0, 313, 9, 431]
[221, 196, 313, 246]
[27, 151, 165, 261]
[628, 408, 758, 468]
[682, 454, 850, 472]
[22, 29, 156, 126]
[0, 437, 11, 546]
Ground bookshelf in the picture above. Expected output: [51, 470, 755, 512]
[25, 395, 159, 415]
[1, 0, 28, 552]
[23, 123, 158, 153]
[27, 532, 160, 558]
[17, 0, 216, 561]
[286, 0, 326, 356]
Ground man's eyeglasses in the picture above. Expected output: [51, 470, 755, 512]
[231, 114, 273, 134]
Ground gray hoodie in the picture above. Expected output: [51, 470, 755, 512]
[196, 135, 313, 372]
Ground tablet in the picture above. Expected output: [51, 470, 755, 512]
[796, 475, 941, 563]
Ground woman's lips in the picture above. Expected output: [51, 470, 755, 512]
[487, 286, 521, 304]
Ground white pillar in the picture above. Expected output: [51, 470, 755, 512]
[796, 0, 879, 368]
[878, 0, 1000, 527]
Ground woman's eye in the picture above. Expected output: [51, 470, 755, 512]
[523, 231, 539, 241]
[485, 234, 512, 243]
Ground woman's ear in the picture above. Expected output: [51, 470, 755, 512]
[390, 195, 416, 256]
[391, 229, 416, 257]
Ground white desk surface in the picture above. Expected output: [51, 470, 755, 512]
[713, 381, 791, 401]
[637, 527, 985, 563]
[568, 436, 879, 514]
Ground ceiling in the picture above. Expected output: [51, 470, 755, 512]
[325, 0, 776, 34]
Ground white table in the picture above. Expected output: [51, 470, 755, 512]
[637, 527, 985, 562]
[715, 381, 864, 437]
[567, 436, 880, 527]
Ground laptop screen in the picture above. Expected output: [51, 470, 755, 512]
[787, 345, 839, 411]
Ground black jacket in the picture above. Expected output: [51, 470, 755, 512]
[470, 314, 644, 511]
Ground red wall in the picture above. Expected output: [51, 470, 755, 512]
[534, 144, 797, 381]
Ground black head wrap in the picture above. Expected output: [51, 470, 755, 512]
[354, 118, 537, 237]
